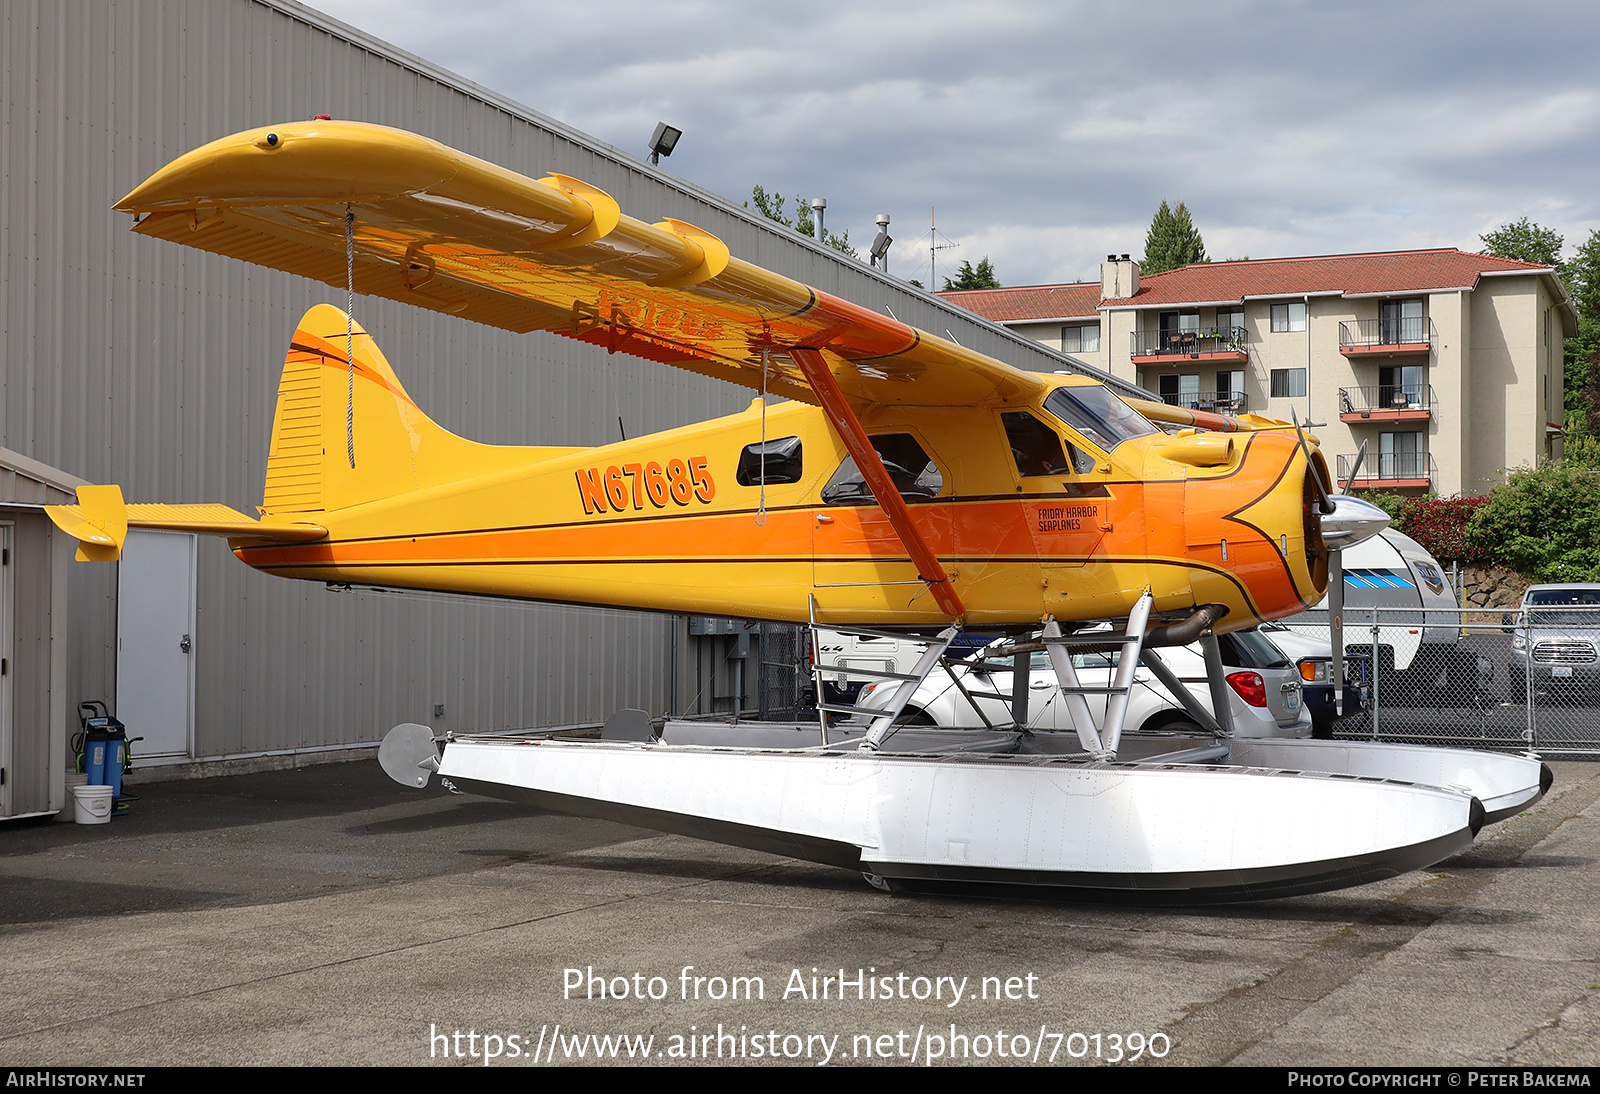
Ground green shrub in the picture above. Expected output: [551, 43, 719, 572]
[1466, 463, 1600, 580]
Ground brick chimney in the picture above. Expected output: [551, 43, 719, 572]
[1100, 253, 1140, 300]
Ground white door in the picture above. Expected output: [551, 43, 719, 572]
[0, 525, 11, 815]
[117, 530, 196, 758]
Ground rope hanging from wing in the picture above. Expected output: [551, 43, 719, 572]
[344, 205, 357, 469]
[757, 346, 769, 526]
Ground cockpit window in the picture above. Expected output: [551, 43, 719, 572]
[1002, 412, 1095, 476]
[1043, 386, 1158, 453]
[821, 433, 944, 505]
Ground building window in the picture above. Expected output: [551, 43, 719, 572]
[1380, 299, 1424, 344]
[1159, 374, 1201, 407]
[1157, 311, 1200, 353]
[1378, 365, 1426, 409]
[1270, 302, 1307, 332]
[1061, 323, 1100, 353]
[1379, 431, 1426, 480]
[1270, 368, 1306, 398]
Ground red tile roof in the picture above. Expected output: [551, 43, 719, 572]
[940, 282, 1101, 321]
[942, 249, 1556, 321]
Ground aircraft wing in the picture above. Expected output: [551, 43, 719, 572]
[115, 120, 1045, 414]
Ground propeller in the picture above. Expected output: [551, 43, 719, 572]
[1289, 411, 1388, 722]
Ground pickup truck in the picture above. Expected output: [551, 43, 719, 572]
[1504, 583, 1600, 696]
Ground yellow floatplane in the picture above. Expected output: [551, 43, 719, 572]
[47, 122, 1547, 900]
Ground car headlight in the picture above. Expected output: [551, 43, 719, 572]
[1298, 659, 1331, 684]
[1512, 635, 1526, 650]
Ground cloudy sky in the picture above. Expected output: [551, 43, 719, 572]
[311, 0, 1600, 289]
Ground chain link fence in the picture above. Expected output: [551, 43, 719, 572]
[1286, 605, 1600, 756]
[756, 623, 813, 722]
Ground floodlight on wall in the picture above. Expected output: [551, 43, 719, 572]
[870, 213, 893, 269]
[648, 122, 682, 165]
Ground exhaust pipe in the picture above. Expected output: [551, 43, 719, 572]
[1144, 603, 1231, 648]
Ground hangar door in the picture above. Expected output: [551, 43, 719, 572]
[117, 530, 196, 758]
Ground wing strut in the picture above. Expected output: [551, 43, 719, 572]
[788, 347, 965, 619]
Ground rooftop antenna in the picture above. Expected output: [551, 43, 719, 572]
[929, 207, 958, 289]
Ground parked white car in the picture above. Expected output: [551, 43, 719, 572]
[851, 628, 1310, 737]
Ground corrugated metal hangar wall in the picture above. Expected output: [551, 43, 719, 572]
[0, 0, 1131, 765]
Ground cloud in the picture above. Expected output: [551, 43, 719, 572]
[313, 0, 1600, 284]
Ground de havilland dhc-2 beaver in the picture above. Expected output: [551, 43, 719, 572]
[47, 121, 1550, 902]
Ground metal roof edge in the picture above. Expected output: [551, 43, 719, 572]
[1340, 286, 1476, 299]
[0, 445, 91, 500]
[1000, 315, 1102, 324]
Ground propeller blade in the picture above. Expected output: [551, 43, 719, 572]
[1341, 439, 1368, 494]
[1289, 407, 1335, 512]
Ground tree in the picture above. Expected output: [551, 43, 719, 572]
[747, 185, 791, 228]
[941, 257, 1000, 291]
[1479, 217, 1564, 270]
[1141, 201, 1206, 275]
[746, 186, 858, 258]
[1565, 229, 1600, 416]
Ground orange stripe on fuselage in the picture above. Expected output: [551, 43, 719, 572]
[235, 490, 1281, 573]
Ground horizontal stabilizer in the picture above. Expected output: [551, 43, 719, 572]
[48, 489, 326, 561]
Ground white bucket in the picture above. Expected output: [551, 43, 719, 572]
[71, 784, 114, 825]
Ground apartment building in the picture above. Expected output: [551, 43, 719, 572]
[944, 250, 1577, 496]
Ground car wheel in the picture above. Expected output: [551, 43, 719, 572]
[1140, 713, 1204, 734]
[1311, 719, 1334, 740]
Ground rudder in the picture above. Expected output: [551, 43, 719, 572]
[264, 304, 514, 514]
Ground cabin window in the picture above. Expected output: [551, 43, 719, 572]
[735, 436, 803, 486]
[1002, 412, 1093, 476]
[1042, 386, 1157, 453]
[821, 433, 943, 505]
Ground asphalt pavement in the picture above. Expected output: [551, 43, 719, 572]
[2, 755, 1598, 1067]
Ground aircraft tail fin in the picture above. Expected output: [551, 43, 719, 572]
[264, 304, 568, 514]
[49, 304, 576, 560]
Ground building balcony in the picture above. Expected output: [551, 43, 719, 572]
[1130, 327, 1248, 363]
[1337, 451, 1435, 490]
[1338, 385, 1434, 423]
[1159, 390, 1250, 416]
[1338, 317, 1434, 357]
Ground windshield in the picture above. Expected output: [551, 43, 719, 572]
[1525, 589, 1600, 626]
[1044, 386, 1158, 453]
